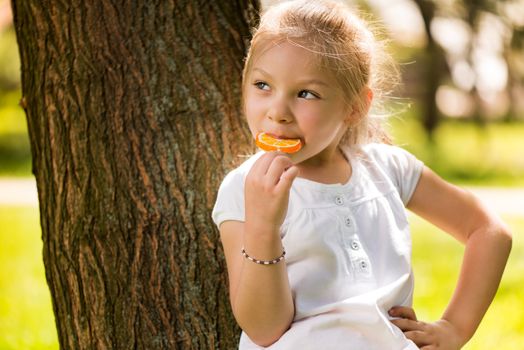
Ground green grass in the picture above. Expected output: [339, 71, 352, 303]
[0, 206, 58, 350]
[0, 205, 522, 349]
[410, 214, 524, 350]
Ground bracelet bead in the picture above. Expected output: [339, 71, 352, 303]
[241, 247, 286, 265]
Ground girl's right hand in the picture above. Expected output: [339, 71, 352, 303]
[389, 306, 466, 349]
[244, 152, 299, 237]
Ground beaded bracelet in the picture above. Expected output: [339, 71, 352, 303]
[241, 247, 286, 265]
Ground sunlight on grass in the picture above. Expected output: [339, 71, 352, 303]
[410, 214, 524, 350]
[0, 206, 58, 350]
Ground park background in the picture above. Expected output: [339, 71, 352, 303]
[0, 0, 522, 349]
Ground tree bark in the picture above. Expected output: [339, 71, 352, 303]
[11, 0, 258, 348]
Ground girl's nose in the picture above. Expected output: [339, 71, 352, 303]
[267, 98, 293, 123]
[268, 113, 292, 123]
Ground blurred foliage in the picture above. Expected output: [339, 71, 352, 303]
[0, 89, 31, 176]
[389, 107, 524, 186]
[0, 23, 30, 176]
[0, 26, 20, 91]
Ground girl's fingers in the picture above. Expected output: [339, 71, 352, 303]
[266, 154, 294, 185]
[389, 306, 417, 321]
[250, 151, 281, 175]
[404, 330, 432, 347]
[390, 318, 424, 332]
[276, 165, 299, 192]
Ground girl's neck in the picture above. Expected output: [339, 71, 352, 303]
[296, 147, 352, 185]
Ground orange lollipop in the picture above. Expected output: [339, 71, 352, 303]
[255, 132, 302, 154]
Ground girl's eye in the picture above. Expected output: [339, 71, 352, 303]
[298, 90, 318, 99]
[254, 81, 270, 90]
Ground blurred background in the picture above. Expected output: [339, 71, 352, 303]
[0, 0, 522, 349]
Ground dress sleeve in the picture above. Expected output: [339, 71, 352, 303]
[366, 144, 424, 205]
[211, 168, 246, 229]
[389, 146, 424, 205]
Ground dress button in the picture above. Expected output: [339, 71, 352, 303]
[359, 260, 368, 270]
[350, 240, 359, 250]
[345, 217, 352, 227]
[335, 195, 344, 206]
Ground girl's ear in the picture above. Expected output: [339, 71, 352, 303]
[366, 88, 374, 106]
[345, 87, 373, 124]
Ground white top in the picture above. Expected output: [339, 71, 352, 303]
[212, 143, 424, 350]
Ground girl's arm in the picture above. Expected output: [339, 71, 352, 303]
[220, 221, 294, 346]
[392, 166, 512, 349]
[219, 152, 298, 347]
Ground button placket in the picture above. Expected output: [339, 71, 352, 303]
[343, 221, 371, 276]
[358, 259, 370, 273]
[337, 209, 354, 250]
[338, 209, 356, 248]
[347, 254, 371, 277]
[330, 196, 371, 278]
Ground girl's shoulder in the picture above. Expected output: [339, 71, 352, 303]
[215, 151, 266, 200]
[355, 143, 422, 172]
[212, 152, 264, 227]
[220, 151, 264, 185]
[351, 143, 424, 205]
[359, 142, 415, 159]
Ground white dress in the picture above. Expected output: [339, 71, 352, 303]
[212, 143, 424, 350]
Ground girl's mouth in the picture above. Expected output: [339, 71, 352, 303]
[255, 132, 303, 154]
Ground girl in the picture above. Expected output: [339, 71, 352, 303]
[212, 0, 512, 349]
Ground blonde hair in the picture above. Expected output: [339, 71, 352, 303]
[242, 0, 399, 146]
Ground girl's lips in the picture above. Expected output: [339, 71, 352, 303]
[255, 132, 303, 153]
[265, 132, 299, 141]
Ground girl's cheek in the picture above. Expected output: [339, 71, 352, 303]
[296, 111, 320, 128]
[246, 99, 267, 120]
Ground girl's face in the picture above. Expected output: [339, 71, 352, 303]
[244, 41, 352, 165]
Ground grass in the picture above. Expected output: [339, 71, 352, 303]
[410, 214, 524, 349]
[0, 205, 522, 349]
[0, 206, 58, 350]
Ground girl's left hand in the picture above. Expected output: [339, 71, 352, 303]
[389, 306, 466, 349]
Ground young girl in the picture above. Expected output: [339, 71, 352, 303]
[212, 0, 512, 348]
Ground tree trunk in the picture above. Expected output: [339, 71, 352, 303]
[11, 0, 258, 348]
[413, 0, 446, 141]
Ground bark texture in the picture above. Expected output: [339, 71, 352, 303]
[12, 1, 258, 348]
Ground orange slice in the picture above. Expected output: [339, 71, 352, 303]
[255, 132, 302, 154]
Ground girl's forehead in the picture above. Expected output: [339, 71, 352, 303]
[249, 40, 327, 74]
